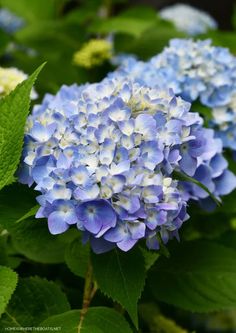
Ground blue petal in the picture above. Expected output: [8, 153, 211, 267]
[77, 200, 117, 235]
[215, 170, 236, 195]
[179, 152, 197, 176]
[117, 238, 137, 251]
[48, 211, 69, 235]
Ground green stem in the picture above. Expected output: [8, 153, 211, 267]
[77, 261, 97, 333]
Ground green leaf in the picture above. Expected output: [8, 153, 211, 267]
[173, 170, 221, 206]
[139, 246, 159, 271]
[10, 218, 66, 264]
[91, 248, 146, 327]
[40, 307, 132, 333]
[0, 266, 18, 317]
[123, 24, 185, 60]
[0, 63, 45, 191]
[149, 240, 236, 312]
[16, 205, 39, 223]
[65, 237, 90, 278]
[89, 16, 155, 37]
[119, 5, 157, 20]
[89, 6, 157, 38]
[0, 276, 70, 328]
[0, 0, 65, 22]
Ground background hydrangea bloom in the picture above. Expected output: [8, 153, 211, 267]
[0, 8, 24, 34]
[19, 78, 236, 253]
[111, 39, 236, 154]
[159, 4, 217, 35]
[211, 93, 236, 151]
[0, 67, 37, 98]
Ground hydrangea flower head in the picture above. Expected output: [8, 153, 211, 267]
[159, 4, 217, 35]
[19, 78, 236, 253]
[0, 8, 24, 34]
[73, 39, 112, 69]
[0, 67, 37, 98]
[113, 39, 236, 109]
[212, 92, 236, 151]
[111, 39, 236, 154]
[151, 39, 236, 108]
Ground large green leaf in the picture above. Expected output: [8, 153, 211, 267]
[0, 63, 45, 190]
[0, 0, 65, 21]
[40, 307, 132, 333]
[10, 218, 67, 264]
[0, 266, 18, 317]
[89, 16, 155, 38]
[65, 237, 90, 278]
[0, 276, 70, 328]
[91, 248, 146, 327]
[149, 240, 236, 312]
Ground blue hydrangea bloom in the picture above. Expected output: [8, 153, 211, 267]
[111, 39, 236, 108]
[19, 78, 236, 253]
[0, 8, 24, 34]
[110, 39, 236, 153]
[211, 93, 236, 152]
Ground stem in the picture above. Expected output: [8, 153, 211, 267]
[78, 261, 97, 333]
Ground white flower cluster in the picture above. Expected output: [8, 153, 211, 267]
[159, 4, 217, 35]
[0, 67, 37, 99]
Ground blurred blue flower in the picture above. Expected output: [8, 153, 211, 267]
[0, 8, 24, 34]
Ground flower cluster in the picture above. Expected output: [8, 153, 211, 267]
[150, 39, 236, 108]
[73, 39, 112, 69]
[0, 8, 24, 34]
[19, 78, 236, 253]
[0, 67, 37, 98]
[113, 39, 236, 108]
[111, 39, 236, 153]
[159, 4, 217, 35]
[211, 93, 236, 151]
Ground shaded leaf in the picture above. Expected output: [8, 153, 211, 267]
[11, 218, 66, 264]
[65, 237, 90, 278]
[149, 240, 236, 312]
[0, 276, 70, 327]
[91, 248, 146, 327]
[0, 266, 18, 317]
[40, 307, 132, 333]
